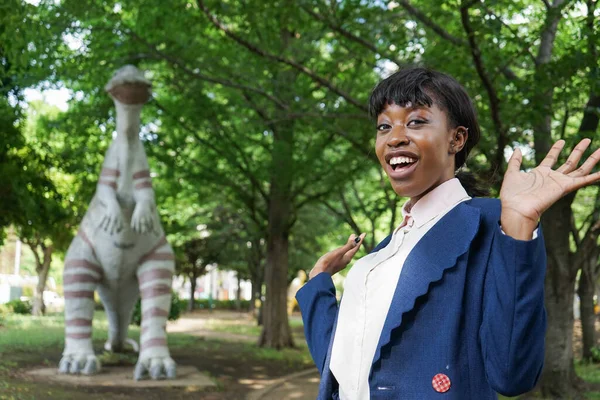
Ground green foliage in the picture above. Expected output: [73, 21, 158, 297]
[0, 303, 10, 326]
[589, 346, 600, 364]
[94, 298, 104, 311]
[179, 299, 251, 311]
[130, 291, 182, 326]
[4, 299, 32, 315]
[97, 351, 137, 366]
[0, 303, 12, 315]
[0, 0, 72, 245]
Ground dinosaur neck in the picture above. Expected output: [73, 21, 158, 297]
[115, 102, 143, 144]
[114, 102, 143, 187]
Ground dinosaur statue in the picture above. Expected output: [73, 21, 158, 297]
[58, 65, 177, 381]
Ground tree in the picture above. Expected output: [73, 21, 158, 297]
[177, 237, 218, 311]
[15, 101, 80, 316]
[573, 187, 600, 362]
[16, 1, 600, 371]
[1, 0, 80, 314]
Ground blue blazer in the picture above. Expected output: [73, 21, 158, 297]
[297, 198, 546, 399]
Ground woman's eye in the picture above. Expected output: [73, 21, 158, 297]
[377, 123, 392, 131]
[407, 119, 427, 127]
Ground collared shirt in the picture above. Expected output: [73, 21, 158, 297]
[330, 178, 471, 400]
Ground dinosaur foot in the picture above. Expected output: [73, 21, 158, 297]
[58, 354, 100, 375]
[134, 356, 177, 380]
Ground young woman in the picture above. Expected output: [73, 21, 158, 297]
[297, 67, 600, 399]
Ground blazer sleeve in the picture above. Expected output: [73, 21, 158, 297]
[480, 223, 547, 396]
[296, 272, 338, 375]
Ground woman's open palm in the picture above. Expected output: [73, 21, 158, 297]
[500, 139, 600, 224]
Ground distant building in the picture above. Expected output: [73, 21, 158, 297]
[172, 265, 251, 302]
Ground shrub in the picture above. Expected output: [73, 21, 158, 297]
[21, 286, 34, 298]
[130, 291, 182, 326]
[0, 303, 12, 315]
[5, 299, 32, 315]
[0, 303, 10, 326]
[590, 346, 600, 363]
[94, 299, 105, 311]
[186, 299, 251, 311]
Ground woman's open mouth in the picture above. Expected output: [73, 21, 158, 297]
[386, 156, 418, 179]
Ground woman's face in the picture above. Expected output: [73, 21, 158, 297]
[375, 102, 465, 205]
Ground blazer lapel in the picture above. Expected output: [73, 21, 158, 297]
[371, 201, 481, 367]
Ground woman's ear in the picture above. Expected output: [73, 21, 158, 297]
[449, 127, 469, 154]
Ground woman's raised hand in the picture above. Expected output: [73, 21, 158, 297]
[500, 139, 600, 239]
[309, 233, 366, 280]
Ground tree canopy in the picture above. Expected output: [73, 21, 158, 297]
[2, 0, 599, 395]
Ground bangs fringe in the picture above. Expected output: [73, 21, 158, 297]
[368, 68, 440, 120]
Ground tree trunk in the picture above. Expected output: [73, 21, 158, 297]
[235, 273, 242, 311]
[576, 220, 600, 363]
[534, 3, 585, 393]
[249, 275, 257, 313]
[259, 99, 295, 348]
[539, 195, 582, 397]
[31, 243, 53, 316]
[579, 267, 596, 361]
[578, 0, 600, 362]
[541, 272, 579, 396]
[259, 228, 294, 348]
[250, 272, 264, 324]
[188, 271, 197, 312]
[33, 267, 48, 316]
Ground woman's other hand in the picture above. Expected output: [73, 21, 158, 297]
[309, 233, 366, 280]
[500, 139, 600, 240]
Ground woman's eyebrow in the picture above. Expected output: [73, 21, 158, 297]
[407, 105, 432, 113]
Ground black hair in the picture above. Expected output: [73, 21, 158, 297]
[368, 67, 488, 197]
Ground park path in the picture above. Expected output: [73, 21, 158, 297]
[167, 311, 320, 399]
[167, 310, 257, 342]
[246, 368, 320, 400]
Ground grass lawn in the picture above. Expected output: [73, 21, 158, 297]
[0, 311, 314, 400]
[205, 314, 304, 337]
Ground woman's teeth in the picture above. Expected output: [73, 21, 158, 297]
[390, 156, 416, 169]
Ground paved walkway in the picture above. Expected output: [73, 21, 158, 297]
[170, 311, 320, 399]
[167, 311, 257, 342]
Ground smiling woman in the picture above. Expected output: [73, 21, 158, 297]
[296, 67, 600, 400]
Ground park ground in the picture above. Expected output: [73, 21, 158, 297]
[2, 311, 600, 400]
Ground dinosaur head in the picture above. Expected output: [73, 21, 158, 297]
[105, 65, 152, 105]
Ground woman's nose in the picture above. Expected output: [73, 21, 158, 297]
[387, 126, 410, 147]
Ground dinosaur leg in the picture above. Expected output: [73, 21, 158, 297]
[133, 238, 176, 380]
[59, 232, 103, 375]
[98, 278, 139, 353]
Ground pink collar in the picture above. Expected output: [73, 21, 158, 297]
[400, 178, 469, 229]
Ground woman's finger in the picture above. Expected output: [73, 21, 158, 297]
[539, 140, 566, 169]
[324, 234, 359, 262]
[569, 170, 600, 192]
[568, 146, 600, 177]
[506, 147, 523, 173]
[342, 233, 366, 265]
[557, 139, 591, 174]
